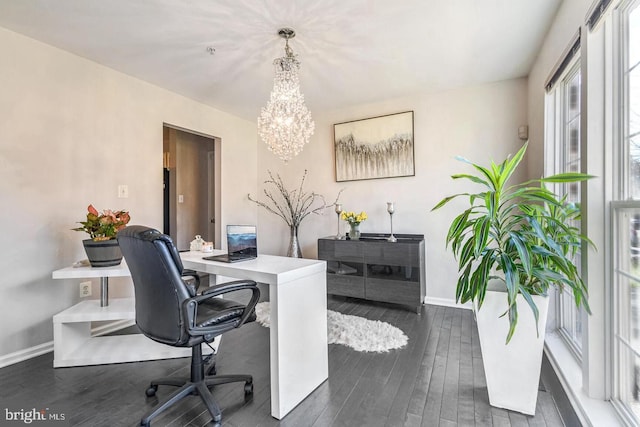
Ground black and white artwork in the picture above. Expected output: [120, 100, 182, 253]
[334, 111, 415, 182]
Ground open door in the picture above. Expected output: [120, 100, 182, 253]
[163, 125, 220, 251]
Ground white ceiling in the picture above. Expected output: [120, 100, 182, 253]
[0, 0, 561, 121]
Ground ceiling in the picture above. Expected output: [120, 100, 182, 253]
[0, 0, 561, 121]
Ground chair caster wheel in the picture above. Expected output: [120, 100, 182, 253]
[145, 385, 158, 397]
[244, 381, 253, 395]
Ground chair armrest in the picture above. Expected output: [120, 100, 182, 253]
[201, 280, 257, 297]
[182, 280, 260, 336]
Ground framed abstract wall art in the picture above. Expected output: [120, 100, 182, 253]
[334, 111, 415, 182]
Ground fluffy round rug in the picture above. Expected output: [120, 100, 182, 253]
[254, 302, 408, 353]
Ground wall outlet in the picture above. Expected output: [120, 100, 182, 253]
[79, 281, 92, 298]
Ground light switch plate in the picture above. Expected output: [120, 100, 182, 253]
[118, 184, 129, 198]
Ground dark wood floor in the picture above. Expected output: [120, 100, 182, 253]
[0, 289, 566, 426]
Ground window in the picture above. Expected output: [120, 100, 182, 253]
[612, 0, 640, 421]
[545, 55, 584, 357]
[560, 66, 583, 353]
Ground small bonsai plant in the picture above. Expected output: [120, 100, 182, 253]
[432, 143, 593, 342]
[73, 204, 131, 241]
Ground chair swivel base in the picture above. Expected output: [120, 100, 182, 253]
[141, 374, 253, 426]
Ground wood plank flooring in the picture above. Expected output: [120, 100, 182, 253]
[0, 289, 566, 426]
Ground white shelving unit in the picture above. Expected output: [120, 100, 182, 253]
[52, 298, 200, 368]
[52, 263, 214, 368]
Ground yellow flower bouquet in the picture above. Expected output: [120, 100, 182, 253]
[341, 211, 368, 225]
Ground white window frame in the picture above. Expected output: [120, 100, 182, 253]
[611, 0, 640, 423]
[545, 55, 585, 361]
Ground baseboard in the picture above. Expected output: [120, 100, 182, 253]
[0, 319, 136, 369]
[424, 296, 472, 310]
[0, 341, 53, 369]
[92, 319, 136, 336]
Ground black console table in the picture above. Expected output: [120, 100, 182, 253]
[317, 233, 426, 313]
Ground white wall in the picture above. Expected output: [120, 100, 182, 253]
[255, 78, 529, 305]
[527, 0, 591, 179]
[0, 27, 258, 359]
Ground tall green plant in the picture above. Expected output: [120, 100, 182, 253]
[432, 143, 593, 343]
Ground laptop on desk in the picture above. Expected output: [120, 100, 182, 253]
[203, 225, 258, 263]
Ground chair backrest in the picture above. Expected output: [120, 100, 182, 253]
[117, 225, 192, 346]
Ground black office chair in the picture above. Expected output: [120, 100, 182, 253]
[117, 225, 260, 427]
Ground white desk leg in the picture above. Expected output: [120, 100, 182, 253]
[269, 271, 328, 419]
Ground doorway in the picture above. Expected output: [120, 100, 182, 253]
[163, 125, 221, 251]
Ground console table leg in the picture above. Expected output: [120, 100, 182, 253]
[100, 277, 109, 307]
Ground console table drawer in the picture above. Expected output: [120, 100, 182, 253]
[366, 278, 420, 306]
[327, 274, 365, 298]
[364, 242, 418, 266]
[318, 239, 363, 262]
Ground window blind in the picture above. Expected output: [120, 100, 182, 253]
[586, 0, 614, 31]
[544, 28, 581, 92]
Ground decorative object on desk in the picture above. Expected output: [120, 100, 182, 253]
[255, 302, 407, 353]
[386, 202, 397, 242]
[334, 203, 343, 239]
[73, 204, 130, 267]
[257, 28, 315, 163]
[202, 241, 214, 253]
[334, 111, 414, 182]
[340, 210, 367, 240]
[190, 235, 204, 251]
[431, 142, 593, 415]
[248, 170, 342, 258]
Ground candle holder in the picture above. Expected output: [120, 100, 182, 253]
[387, 202, 397, 242]
[335, 203, 343, 239]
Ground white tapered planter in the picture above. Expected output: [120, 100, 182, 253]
[475, 289, 549, 415]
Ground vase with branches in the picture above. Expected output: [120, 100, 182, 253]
[248, 170, 342, 257]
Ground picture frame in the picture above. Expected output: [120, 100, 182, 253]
[334, 111, 415, 182]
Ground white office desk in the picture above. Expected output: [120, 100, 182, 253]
[52, 252, 328, 420]
[180, 251, 329, 419]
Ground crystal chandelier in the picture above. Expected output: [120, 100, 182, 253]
[258, 28, 315, 162]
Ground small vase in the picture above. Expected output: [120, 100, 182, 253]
[350, 223, 361, 240]
[82, 238, 123, 267]
[287, 226, 303, 258]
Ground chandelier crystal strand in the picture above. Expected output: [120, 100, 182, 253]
[258, 29, 315, 162]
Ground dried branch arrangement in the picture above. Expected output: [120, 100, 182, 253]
[248, 170, 342, 228]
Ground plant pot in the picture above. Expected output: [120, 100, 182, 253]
[474, 289, 549, 415]
[82, 238, 123, 267]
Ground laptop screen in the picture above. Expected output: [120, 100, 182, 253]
[227, 225, 257, 257]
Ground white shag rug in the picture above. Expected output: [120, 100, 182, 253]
[254, 301, 408, 353]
